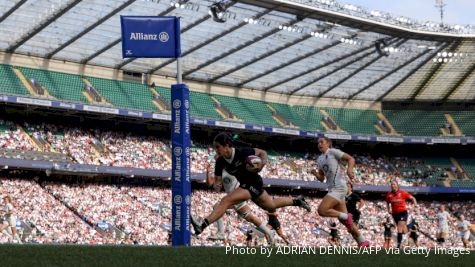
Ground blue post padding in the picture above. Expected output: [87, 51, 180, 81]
[171, 83, 191, 246]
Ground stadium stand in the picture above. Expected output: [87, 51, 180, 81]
[87, 77, 157, 112]
[1, 176, 473, 247]
[17, 66, 87, 103]
[0, 65, 29, 96]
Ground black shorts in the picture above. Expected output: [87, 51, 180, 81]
[410, 233, 418, 241]
[268, 218, 281, 231]
[392, 211, 408, 223]
[239, 176, 264, 199]
[384, 232, 392, 238]
[330, 232, 339, 240]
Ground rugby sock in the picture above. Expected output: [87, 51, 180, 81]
[397, 233, 403, 247]
[257, 222, 273, 238]
[357, 235, 366, 244]
[14, 234, 21, 243]
[338, 212, 348, 220]
[216, 218, 224, 235]
[201, 219, 210, 230]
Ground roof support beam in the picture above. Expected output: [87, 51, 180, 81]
[146, 2, 267, 75]
[349, 46, 433, 99]
[6, 0, 82, 53]
[239, 34, 359, 88]
[288, 46, 377, 95]
[208, 34, 312, 83]
[81, 5, 177, 64]
[46, 0, 137, 59]
[182, 13, 306, 78]
[409, 41, 462, 100]
[442, 60, 475, 100]
[0, 0, 27, 24]
[319, 38, 406, 98]
[376, 43, 449, 101]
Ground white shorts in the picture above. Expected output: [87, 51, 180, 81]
[438, 225, 449, 234]
[327, 185, 348, 202]
[3, 215, 16, 227]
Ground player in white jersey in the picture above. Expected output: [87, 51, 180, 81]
[311, 137, 369, 247]
[457, 214, 472, 248]
[0, 195, 21, 243]
[205, 161, 274, 244]
[436, 204, 452, 245]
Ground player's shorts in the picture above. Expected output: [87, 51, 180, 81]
[384, 231, 392, 238]
[327, 185, 348, 202]
[392, 211, 408, 223]
[461, 231, 470, 240]
[4, 215, 15, 227]
[240, 176, 264, 199]
[330, 231, 339, 240]
[438, 225, 449, 234]
[268, 217, 281, 231]
[410, 233, 418, 242]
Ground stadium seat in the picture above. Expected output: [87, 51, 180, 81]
[17, 66, 87, 103]
[0, 65, 30, 96]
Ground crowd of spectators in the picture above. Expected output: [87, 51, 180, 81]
[1, 177, 473, 247]
[0, 119, 470, 187]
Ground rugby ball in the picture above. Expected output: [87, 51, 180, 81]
[245, 155, 262, 172]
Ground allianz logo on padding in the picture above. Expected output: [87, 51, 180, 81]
[129, 32, 169, 42]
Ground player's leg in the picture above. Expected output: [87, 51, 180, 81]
[191, 188, 251, 235]
[235, 204, 274, 244]
[334, 201, 368, 246]
[395, 219, 407, 248]
[210, 203, 225, 239]
[252, 190, 310, 212]
[276, 227, 290, 245]
[318, 194, 353, 232]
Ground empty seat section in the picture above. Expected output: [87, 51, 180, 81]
[0, 64, 30, 96]
[87, 77, 156, 111]
[17, 66, 87, 103]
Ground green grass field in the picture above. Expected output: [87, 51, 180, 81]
[0, 245, 472, 267]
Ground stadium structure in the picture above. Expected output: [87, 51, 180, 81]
[0, 0, 473, 266]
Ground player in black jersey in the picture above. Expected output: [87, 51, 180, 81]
[267, 211, 290, 245]
[328, 222, 340, 246]
[382, 217, 395, 248]
[345, 183, 364, 226]
[191, 133, 311, 236]
[344, 183, 366, 245]
[407, 219, 419, 247]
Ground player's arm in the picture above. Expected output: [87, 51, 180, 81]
[357, 198, 365, 210]
[385, 194, 392, 213]
[213, 158, 224, 192]
[254, 148, 268, 170]
[341, 153, 355, 180]
[407, 192, 417, 206]
[205, 162, 214, 187]
[311, 169, 325, 182]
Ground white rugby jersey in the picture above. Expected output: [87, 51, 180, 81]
[437, 211, 450, 228]
[317, 148, 347, 189]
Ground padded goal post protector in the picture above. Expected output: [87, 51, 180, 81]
[171, 84, 191, 246]
[120, 16, 181, 58]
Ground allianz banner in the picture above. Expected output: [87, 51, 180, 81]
[120, 16, 181, 58]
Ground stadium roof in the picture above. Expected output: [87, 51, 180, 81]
[0, 0, 473, 101]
